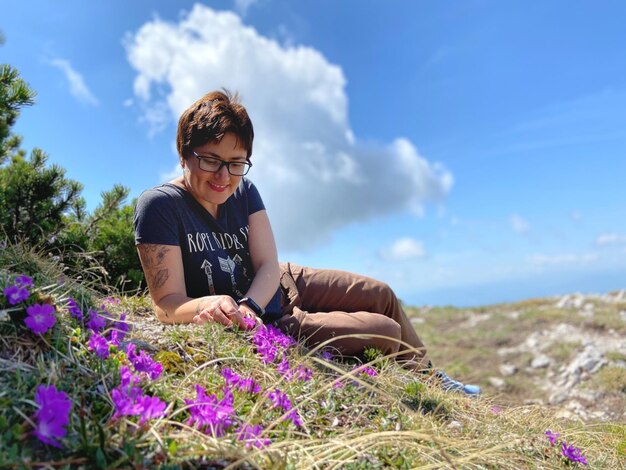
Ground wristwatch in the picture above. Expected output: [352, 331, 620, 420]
[237, 297, 265, 317]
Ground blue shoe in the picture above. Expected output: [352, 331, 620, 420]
[435, 370, 481, 396]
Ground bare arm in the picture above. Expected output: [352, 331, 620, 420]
[243, 209, 281, 309]
[136, 243, 250, 328]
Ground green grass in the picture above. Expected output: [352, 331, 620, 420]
[1, 243, 624, 468]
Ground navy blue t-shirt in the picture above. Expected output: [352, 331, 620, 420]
[133, 178, 281, 318]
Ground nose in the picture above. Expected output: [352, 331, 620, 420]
[215, 164, 230, 179]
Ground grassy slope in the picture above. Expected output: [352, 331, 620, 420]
[0, 244, 624, 469]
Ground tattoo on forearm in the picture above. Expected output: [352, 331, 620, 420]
[138, 244, 171, 291]
[152, 268, 169, 289]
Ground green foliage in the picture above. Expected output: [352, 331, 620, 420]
[0, 53, 143, 291]
[0, 150, 84, 243]
[0, 63, 35, 162]
[54, 186, 143, 292]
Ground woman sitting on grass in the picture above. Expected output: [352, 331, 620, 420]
[133, 90, 480, 395]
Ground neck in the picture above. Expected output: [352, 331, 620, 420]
[174, 176, 220, 218]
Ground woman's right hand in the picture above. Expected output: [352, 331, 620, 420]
[193, 295, 251, 330]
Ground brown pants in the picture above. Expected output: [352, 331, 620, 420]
[275, 262, 431, 369]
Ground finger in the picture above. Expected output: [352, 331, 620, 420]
[211, 306, 233, 327]
[193, 311, 213, 325]
[223, 306, 244, 328]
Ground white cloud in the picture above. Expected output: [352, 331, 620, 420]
[234, 0, 258, 16]
[383, 238, 425, 261]
[160, 162, 183, 183]
[596, 233, 626, 247]
[124, 5, 453, 250]
[510, 214, 529, 234]
[48, 58, 99, 106]
[528, 252, 598, 268]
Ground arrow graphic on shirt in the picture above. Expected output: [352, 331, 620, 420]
[201, 259, 216, 295]
[219, 256, 244, 297]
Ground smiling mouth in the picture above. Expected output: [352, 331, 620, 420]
[207, 181, 228, 192]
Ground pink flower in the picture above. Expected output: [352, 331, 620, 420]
[24, 304, 56, 334]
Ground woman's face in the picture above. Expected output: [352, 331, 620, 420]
[182, 132, 248, 216]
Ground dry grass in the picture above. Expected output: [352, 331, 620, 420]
[1, 245, 624, 468]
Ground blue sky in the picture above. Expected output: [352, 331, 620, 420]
[3, 1, 626, 306]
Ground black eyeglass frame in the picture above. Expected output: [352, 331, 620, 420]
[191, 150, 252, 176]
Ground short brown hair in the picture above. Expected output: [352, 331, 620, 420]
[176, 89, 254, 160]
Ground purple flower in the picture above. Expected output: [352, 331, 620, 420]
[237, 423, 271, 448]
[33, 384, 72, 448]
[126, 343, 163, 380]
[24, 304, 56, 334]
[222, 368, 260, 394]
[252, 325, 296, 364]
[88, 333, 110, 359]
[3, 285, 30, 305]
[102, 296, 121, 306]
[107, 313, 129, 346]
[136, 395, 167, 425]
[111, 367, 164, 424]
[288, 409, 303, 427]
[267, 388, 301, 426]
[186, 385, 235, 437]
[545, 430, 560, 446]
[276, 356, 293, 380]
[561, 442, 588, 465]
[294, 366, 313, 382]
[86, 308, 107, 332]
[111, 388, 143, 418]
[242, 316, 256, 330]
[353, 365, 378, 377]
[15, 275, 33, 288]
[333, 380, 345, 389]
[321, 350, 334, 361]
[65, 298, 83, 321]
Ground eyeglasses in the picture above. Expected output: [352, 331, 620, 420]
[191, 150, 252, 176]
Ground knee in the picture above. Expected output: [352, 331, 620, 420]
[372, 317, 401, 354]
[370, 280, 398, 311]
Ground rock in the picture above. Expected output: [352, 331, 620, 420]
[499, 364, 518, 376]
[554, 409, 577, 420]
[531, 355, 551, 369]
[570, 345, 606, 373]
[488, 377, 505, 389]
[447, 420, 463, 431]
[579, 302, 595, 318]
[555, 295, 570, 309]
[549, 391, 569, 405]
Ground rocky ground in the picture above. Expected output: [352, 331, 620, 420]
[408, 290, 626, 423]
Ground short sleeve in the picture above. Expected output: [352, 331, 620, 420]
[245, 179, 266, 215]
[134, 188, 181, 246]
